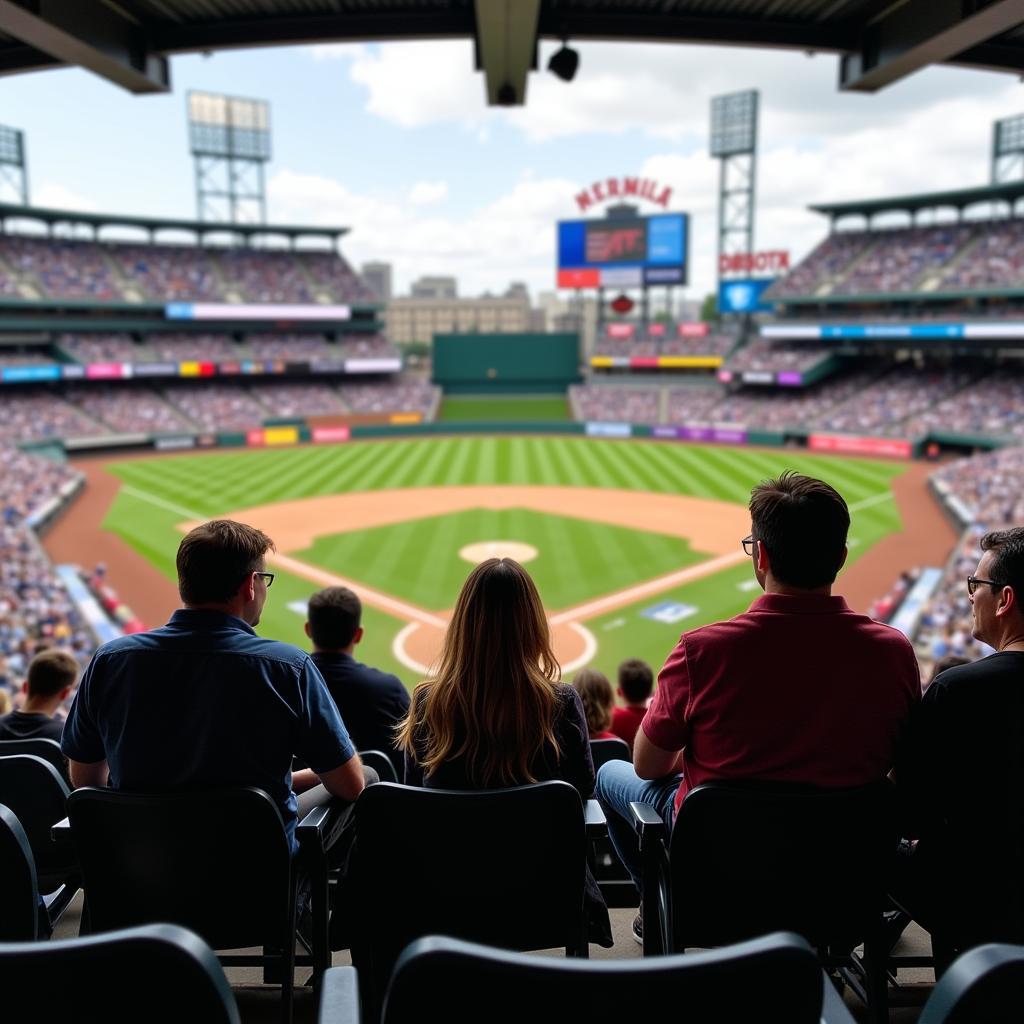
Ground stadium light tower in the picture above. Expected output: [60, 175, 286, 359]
[0, 125, 29, 205]
[992, 114, 1024, 189]
[710, 90, 759, 292]
[187, 92, 271, 225]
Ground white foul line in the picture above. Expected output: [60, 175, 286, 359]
[120, 485, 208, 522]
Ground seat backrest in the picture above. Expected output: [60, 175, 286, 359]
[0, 738, 66, 779]
[0, 754, 71, 881]
[0, 803, 39, 941]
[918, 943, 1024, 1024]
[669, 780, 897, 951]
[0, 923, 241, 1024]
[350, 781, 588, 1012]
[67, 786, 293, 951]
[382, 931, 824, 1024]
[589, 738, 631, 773]
[358, 749, 399, 784]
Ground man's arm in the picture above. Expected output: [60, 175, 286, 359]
[294, 753, 366, 802]
[68, 759, 108, 788]
[633, 729, 683, 780]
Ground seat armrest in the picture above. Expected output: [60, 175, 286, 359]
[297, 803, 332, 852]
[629, 801, 666, 840]
[585, 799, 607, 838]
[820, 970, 858, 1023]
[51, 816, 71, 843]
[317, 966, 359, 1024]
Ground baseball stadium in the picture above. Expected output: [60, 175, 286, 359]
[1, 3, 1024, 1022]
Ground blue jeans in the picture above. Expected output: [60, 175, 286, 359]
[595, 760, 682, 892]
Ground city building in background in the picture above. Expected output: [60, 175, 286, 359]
[361, 261, 392, 302]
[410, 275, 458, 300]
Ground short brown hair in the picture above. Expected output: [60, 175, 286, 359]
[572, 667, 614, 736]
[980, 527, 1024, 601]
[749, 471, 849, 589]
[617, 658, 653, 703]
[27, 648, 78, 699]
[176, 520, 274, 605]
[307, 586, 362, 649]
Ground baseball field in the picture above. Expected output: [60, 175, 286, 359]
[63, 435, 926, 688]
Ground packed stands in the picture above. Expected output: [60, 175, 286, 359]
[665, 386, 730, 424]
[0, 390, 108, 443]
[217, 248, 316, 303]
[723, 338, 833, 375]
[1, 236, 122, 301]
[163, 384, 268, 432]
[146, 334, 242, 362]
[838, 224, 972, 295]
[903, 366, 1024, 440]
[336, 334, 401, 359]
[570, 384, 661, 424]
[594, 325, 735, 360]
[939, 218, 1024, 290]
[113, 243, 222, 301]
[660, 333, 734, 357]
[65, 385, 195, 434]
[57, 334, 149, 363]
[766, 231, 870, 298]
[0, 348, 57, 367]
[338, 381, 439, 416]
[245, 334, 332, 360]
[248, 382, 347, 417]
[298, 250, 378, 304]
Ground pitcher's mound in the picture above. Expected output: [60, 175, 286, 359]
[459, 541, 539, 565]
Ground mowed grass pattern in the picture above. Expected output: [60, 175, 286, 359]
[103, 437, 906, 683]
[439, 396, 570, 421]
[297, 508, 706, 612]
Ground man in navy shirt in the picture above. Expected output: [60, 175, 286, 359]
[62, 519, 366, 851]
[306, 586, 410, 778]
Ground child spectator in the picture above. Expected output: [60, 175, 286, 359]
[611, 658, 654, 750]
[572, 668, 617, 740]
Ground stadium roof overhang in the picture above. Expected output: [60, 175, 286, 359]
[0, 1, 1023, 104]
[809, 180, 1024, 220]
[0, 202, 348, 243]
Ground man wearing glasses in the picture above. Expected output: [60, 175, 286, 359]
[895, 527, 1024, 955]
[62, 518, 368, 854]
[596, 471, 921, 941]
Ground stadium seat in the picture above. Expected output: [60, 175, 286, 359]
[630, 779, 896, 1022]
[587, 738, 634, 907]
[0, 754, 77, 927]
[344, 780, 599, 1021]
[0, 923, 242, 1023]
[0, 803, 40, 941]
[317, 931, 858, 1024]
[57, 786, 333, 1024]
[0, 737, 67, 780]
[357, 749, 399, 784]
[916, 943, 1024, 1024]
[589, 737, 631, 773]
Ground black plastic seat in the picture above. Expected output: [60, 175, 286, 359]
[0, 737, 67, 780]
[0, 923, 242, 1023]
[587, 738, 633, 906]
[589, 737, 631, 774]
[317, 931, 856, 1024]
[357, 749, 398, 784]
[59, 785, 332, 1024]
[0, 753, 77, 924]
[347, 780, 592, 1021]
[0, 803, 39, 941]
[631, 779, 896, 1022]
[917, 942, 1024, 1024]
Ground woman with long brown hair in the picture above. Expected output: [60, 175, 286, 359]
[396, 557, 611, 944]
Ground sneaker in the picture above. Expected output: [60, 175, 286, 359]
[631, 911, 643, 945]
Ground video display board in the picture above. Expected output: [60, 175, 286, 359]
[557, 213, 688, 288]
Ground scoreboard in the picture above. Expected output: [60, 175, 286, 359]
[557, 212, 688, 288]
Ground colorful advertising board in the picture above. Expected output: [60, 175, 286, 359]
[717, 278, 776, 315]
[653, 425, 749, 444]
[557, 212, 689, 288]
[809, 434, 913, 458]
[166, 302, 352, 321]
[762, 322, 1024, 341]
[312, 425, 351, 444]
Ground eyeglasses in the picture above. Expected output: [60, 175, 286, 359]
[741, 536, 756, 557]
[966, 575, 1002, 596]
[254, 571, 275, 589]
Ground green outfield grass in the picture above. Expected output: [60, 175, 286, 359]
[102, 437, 906, 685]
[439, 395, 569, 421]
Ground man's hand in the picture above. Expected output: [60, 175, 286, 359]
[634, 730, 683, 781]
[68, 759, 109, 789]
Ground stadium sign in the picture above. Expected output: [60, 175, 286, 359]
[575, 177, 673, 213]
[719, 250, 789, 276]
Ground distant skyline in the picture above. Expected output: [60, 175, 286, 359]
[0, 40, 1021, 301]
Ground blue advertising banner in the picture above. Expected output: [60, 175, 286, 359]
[718, 278, 776, 314]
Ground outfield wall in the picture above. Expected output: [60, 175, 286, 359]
[432, 333, 581, 394]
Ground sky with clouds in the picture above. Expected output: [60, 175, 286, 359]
[0, 38, 1021, 302]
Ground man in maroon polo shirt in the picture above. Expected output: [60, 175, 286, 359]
[595, 471, 920, 943]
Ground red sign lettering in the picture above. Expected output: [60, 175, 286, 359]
[718, 250, 791, 277]
[574, 176, 673, 213]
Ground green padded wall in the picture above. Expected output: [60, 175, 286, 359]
[432, 333, 580, 394]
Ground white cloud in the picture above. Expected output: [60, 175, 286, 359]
[408, 181, 448, 206]
[32, 183, 99, 212]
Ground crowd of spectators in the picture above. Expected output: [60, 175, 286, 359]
[218, 249, 317, 304]
[66, 386, 195, 435]
[665, 386, 730, 424]
[245, 334, 332, 360]
[816, 366, 974, 436]
[723, 338, 834, 375]
[593, 325, 735, 360]
[297, 251, 378, 304]
[903, 366, 1024, 440]
[114, 243, 223, 302]
[146, 334, 243, 363]
[338, 381, 439, 415]
[0, 446, 93, 706]
[0, 390, 108, 443]
[570, 384, 661, 424]
[767, 232, 870, 298]
[838, 224, 973, 295]
[248, 383, 347, 417]
[939, 217, 1024, 290]
[57, 334, 149, 363]
[0, 347, 57, 367]
[163, 384, 269, 432]
[2, 236, 123, 301]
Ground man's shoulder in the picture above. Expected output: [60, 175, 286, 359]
[932, 652, 1021, 693]
[341, 657, 405, 692]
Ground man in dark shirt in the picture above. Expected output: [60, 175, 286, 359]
[306, 586, 410, 779]
[62, 520, 367, 852]
[0, 647, 77, 743]
[897, 527, 1024, 951]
